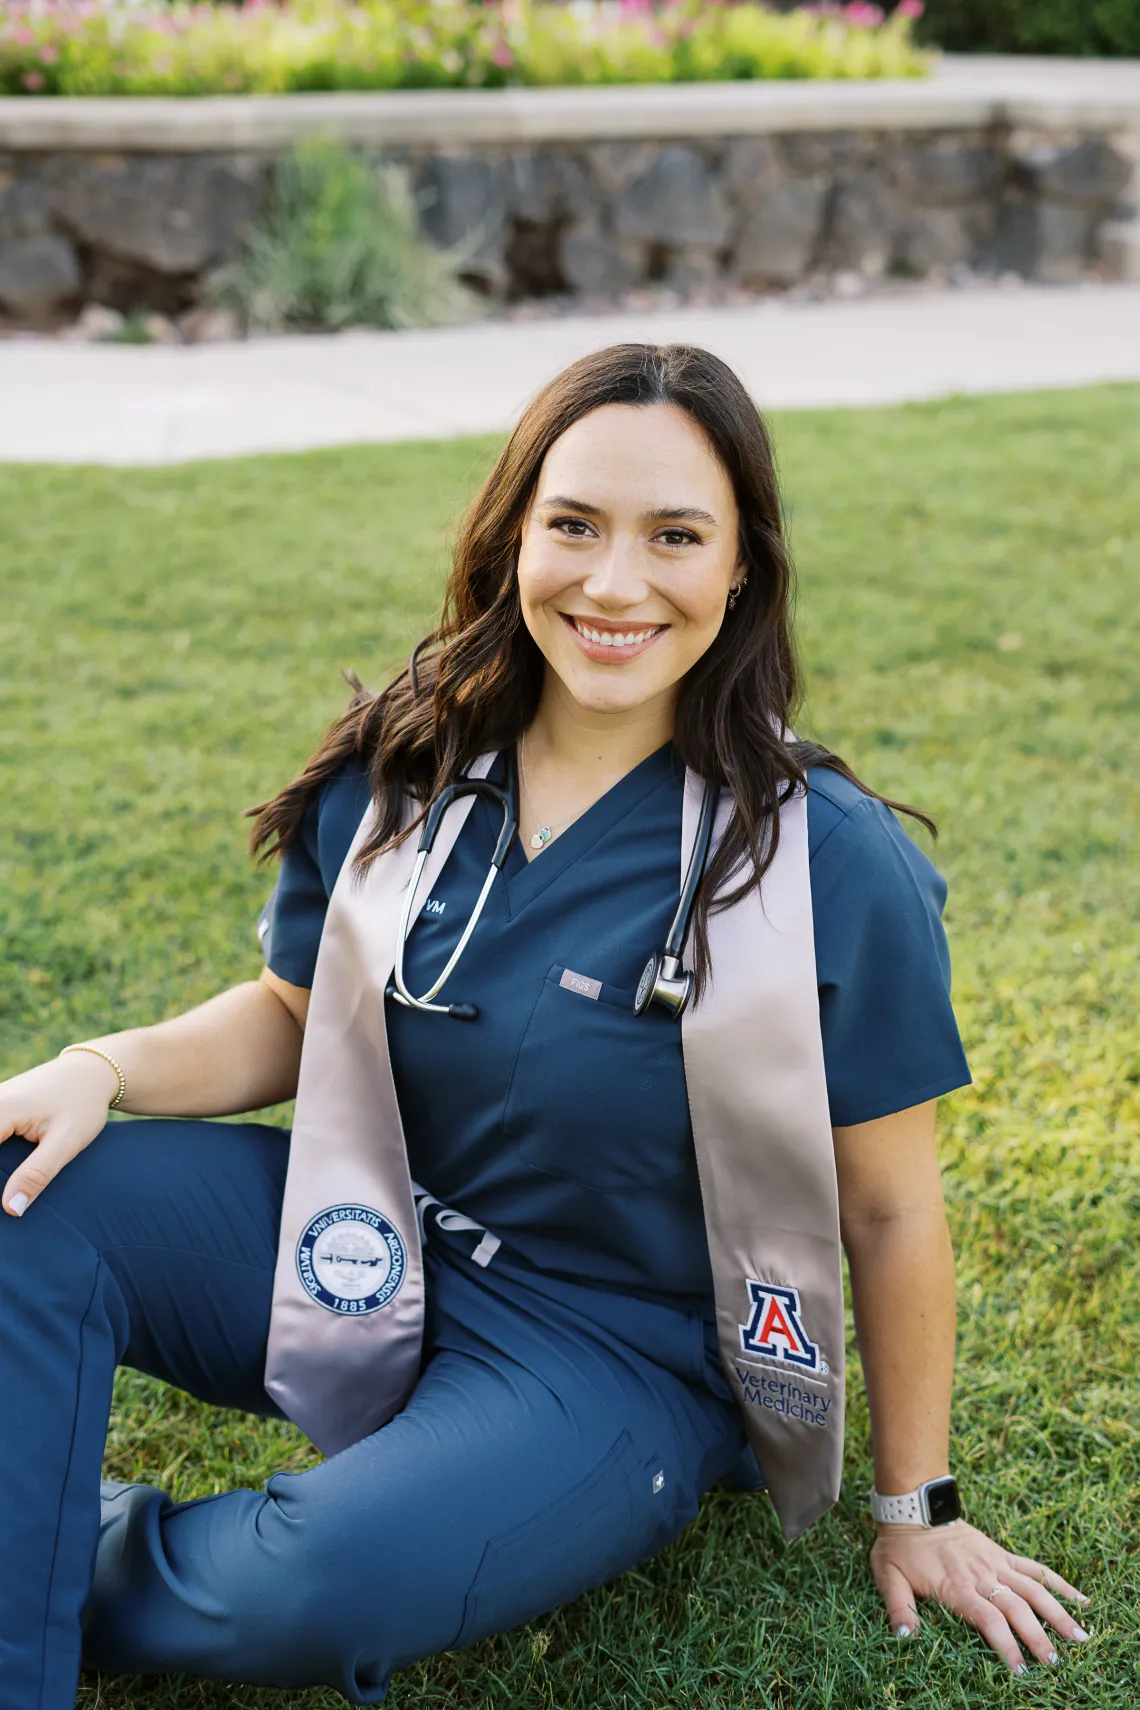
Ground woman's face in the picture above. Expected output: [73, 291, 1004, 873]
[516, 403, 743, 723]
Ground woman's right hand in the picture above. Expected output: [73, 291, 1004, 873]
[0, 1051, 121, 1216]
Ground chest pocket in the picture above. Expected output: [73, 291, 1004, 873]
[502, 963, 690, 1193]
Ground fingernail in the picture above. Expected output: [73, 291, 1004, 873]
[1071, 1625, 1089, 1642]
[894, 1625, 911, 1639]
[1047, 1651, 1059, 1665]
[1014, 1663, 1028, 1676]
[7, 1192, 29, 1217]
[1074, 1591, 1090, 1604]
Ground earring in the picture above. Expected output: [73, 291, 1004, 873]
[728, 579, 746, 611]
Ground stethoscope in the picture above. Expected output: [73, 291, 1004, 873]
[386, 750, 719, 1024]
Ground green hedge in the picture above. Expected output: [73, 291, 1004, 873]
[0, 1, 930, 98]
[917, 0, 1140, 56]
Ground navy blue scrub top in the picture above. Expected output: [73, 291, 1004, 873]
[259, 746, 969, 1310]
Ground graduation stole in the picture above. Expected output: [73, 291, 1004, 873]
[264, 754, 844, 1542]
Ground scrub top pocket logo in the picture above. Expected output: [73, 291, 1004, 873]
[296, 1205, 408, 1316]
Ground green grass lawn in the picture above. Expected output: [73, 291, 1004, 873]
[2, 384, 1138, 1709]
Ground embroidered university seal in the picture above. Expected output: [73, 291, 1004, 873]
[296, 1205, 407, 1316]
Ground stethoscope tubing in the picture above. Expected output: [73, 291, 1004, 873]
[389, 768, 518, 1019]
[664, 772, 717, 963]
[391, 849, 499, 1011]
[389, 751, 718, 1022]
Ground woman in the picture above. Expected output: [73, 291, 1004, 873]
[0, 344, 1089, 1708]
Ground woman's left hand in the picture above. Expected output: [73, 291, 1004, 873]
[870, 1520, 1091, 1674]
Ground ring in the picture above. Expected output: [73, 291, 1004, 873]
[986, 1584, 1008, 1601]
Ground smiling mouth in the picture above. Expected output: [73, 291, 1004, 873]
[561, 613, 668, 658]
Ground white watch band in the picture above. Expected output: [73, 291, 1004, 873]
[870, 1488, 926, 1525]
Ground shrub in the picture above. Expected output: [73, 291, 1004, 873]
[0, 0, 931, 99]
[217, 139, 479, 331]
[916, 0, 1140, 57]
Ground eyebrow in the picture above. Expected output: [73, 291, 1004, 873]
[538, 495, 718, 526]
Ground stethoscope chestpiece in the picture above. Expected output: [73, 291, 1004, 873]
[632, 775, 717, 1023]
[633, 952, 693, 1021]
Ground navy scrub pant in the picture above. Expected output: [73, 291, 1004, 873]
[0, 1118, 748, 1709]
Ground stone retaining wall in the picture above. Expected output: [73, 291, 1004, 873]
[1, 79, 1137, 326]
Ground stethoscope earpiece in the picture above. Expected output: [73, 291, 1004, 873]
[385, 983, 479, 1022]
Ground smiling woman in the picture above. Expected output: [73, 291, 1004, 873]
[522, 411, 738, 684]
[515, 403, 743, 850]
[0, 345, 1092, 1709]
[249, 344, 929, 993]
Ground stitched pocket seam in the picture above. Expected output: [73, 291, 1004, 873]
[456, 1429, 636, 1644]
[502, 966, 688, 1191]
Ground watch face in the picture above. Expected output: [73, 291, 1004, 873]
[925, 1477, 962, 1526]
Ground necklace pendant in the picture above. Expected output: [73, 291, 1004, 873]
[530, 827, 552, 850]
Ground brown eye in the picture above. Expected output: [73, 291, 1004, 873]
[657, 528, 700, 548]
[552, 516, 592, 538]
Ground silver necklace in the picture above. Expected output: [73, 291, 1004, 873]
[518, 736, 574, 851]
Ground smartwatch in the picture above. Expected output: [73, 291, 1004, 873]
[870, 1475, 962, 1527]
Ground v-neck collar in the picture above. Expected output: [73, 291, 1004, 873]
[478, 742, 683, 918]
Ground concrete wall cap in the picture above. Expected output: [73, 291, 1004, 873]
[0, 65, 1137, 153]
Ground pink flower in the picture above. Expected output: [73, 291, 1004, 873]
[895, 0, 924, 15]
[12, 23, 35, 46]
[845, 2, 884, 23]
[490, 41, 513, 66]
[39, 42, 60, 63]
[22, 68, 45, 88]
[618, 0, 652, 11]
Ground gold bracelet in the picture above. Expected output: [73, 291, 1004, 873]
[59, 1044, 127, 1110]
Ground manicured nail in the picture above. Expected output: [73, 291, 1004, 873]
[8, 1191, 28, 1217]
[1014, 1662, 1028, 1676]
[1071, 1625, 1089, 1642]
[894, 1625, 911, 1639]
[1074, 1591, 1090, 1604]
[1047, 1651, 1059, 1665]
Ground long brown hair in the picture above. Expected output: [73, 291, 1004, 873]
[249, 342, 932, 995]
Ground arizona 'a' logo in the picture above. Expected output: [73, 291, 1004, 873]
[739, 1280, 821, 1371]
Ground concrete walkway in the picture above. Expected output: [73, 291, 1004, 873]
[2, 282, 1139, 464]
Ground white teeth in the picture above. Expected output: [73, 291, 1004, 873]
[574, 619, 658, 648]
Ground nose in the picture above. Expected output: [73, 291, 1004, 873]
[578, 535, 651, 613]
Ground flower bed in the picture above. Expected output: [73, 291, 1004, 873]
[0, 0, 929, 98]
